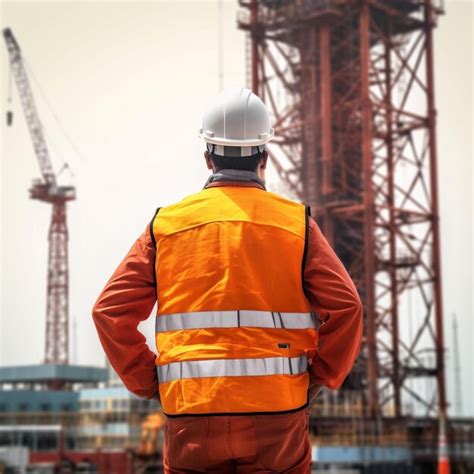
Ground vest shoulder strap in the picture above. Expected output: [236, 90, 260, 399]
[302, 205, 311, 298]
[149, 207, 161, 249]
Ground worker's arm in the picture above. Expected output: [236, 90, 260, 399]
[92, 225, 159, 401]
[304, 217, 363, 391]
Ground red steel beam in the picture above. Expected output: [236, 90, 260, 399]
[359, 1, 379, 418]
[424, 0, 447, 422]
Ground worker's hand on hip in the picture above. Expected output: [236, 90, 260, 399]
[151, 390, 162, 406]
[308, 383, 323, 405]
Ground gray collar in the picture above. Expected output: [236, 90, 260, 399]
[204, 169, 266, 189]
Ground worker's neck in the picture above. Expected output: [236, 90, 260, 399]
[204, 168, 266, 189]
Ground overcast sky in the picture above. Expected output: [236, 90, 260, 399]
[1, 1, 472, 416]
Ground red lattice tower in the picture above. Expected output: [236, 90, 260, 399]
[238, 0, 447, 426]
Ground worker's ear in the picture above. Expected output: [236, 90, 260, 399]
[259, 150, 268, 170]
[204, 150, 213, 170]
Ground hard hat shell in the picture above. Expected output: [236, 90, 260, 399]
[199, 87, 274, 147]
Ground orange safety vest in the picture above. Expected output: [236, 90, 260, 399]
[151, 185, 319, 416]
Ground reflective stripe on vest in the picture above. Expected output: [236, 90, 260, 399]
[157, 355, 308, 384]
[155, 310, 318, 332]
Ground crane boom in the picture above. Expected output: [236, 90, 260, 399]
[3, 27, 56, 186]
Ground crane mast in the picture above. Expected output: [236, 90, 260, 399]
[3, 27, 75, 367]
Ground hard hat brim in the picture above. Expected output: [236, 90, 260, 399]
[199, 128, 274, 147]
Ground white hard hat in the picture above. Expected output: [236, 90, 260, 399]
[199, 87, 274, 150]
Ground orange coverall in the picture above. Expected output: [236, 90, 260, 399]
[93, 180, 363, 473]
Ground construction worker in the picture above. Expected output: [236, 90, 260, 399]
[93, 87, 363, 473]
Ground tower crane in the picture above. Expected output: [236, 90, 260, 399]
[3, 27, 75, 367]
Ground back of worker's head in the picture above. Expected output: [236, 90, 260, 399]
[199, 87, 274, 173]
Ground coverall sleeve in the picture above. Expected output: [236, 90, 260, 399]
[92, 226, 159, 400]
[304, 217, 363, 389]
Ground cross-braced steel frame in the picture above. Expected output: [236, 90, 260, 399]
[238, 0, 447, 423]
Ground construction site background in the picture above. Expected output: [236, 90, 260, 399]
[0, 1, 472, 473]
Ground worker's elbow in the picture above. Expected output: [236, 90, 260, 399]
[354, 300, 364, 342]
[346, 292, 364, 340]
[352, 293, 364, 352]
[352, 291, 364, 320]
[91, 297, 104, 325]
[356, 295, 363, 318]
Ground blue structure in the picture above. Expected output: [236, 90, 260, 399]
[0, 364, 158, 450]
[0, 390, 78, 413]
[0, 364, 108, 384]
[0, 364, 108, 414]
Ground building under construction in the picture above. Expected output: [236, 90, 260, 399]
[1, 1, 473, 473]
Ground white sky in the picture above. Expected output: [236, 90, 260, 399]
[0, 1, 472, 417]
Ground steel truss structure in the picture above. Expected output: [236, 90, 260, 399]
[238, 0, 446, 423]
